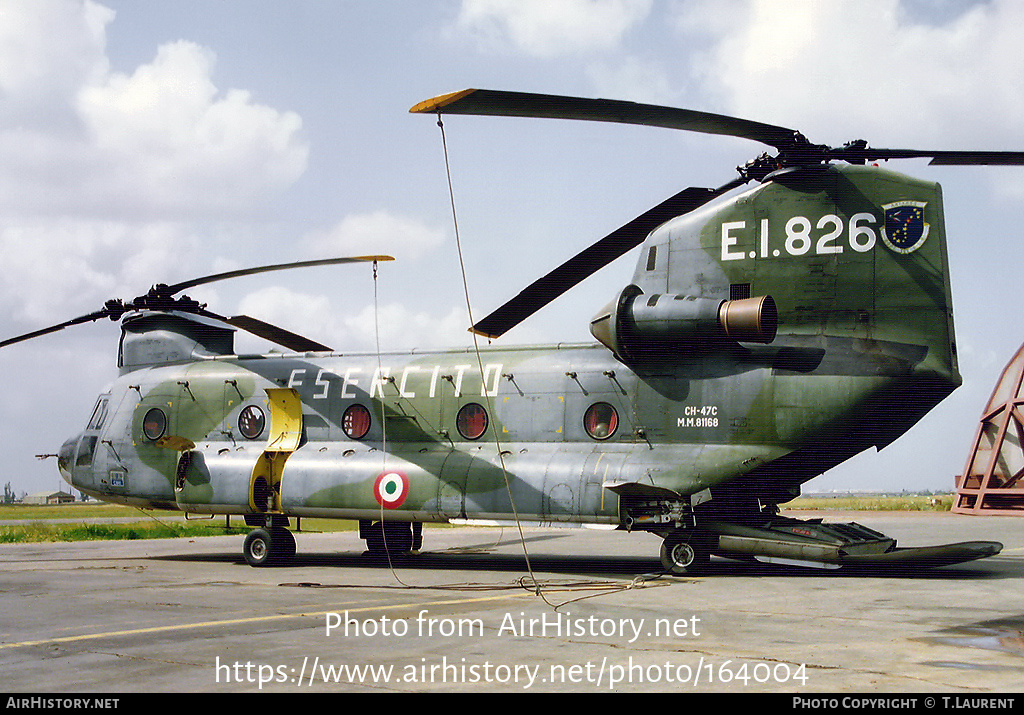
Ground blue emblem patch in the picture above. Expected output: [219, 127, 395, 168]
[881, 201, 929, 254]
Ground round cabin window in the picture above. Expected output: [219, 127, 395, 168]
[343, 404, 372, 440]
[584, 402, 618, 440]
[142, 408, 167, 441]
[456, 403, 489, 440]
[238, 405, 266, 440]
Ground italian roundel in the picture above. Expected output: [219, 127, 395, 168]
[373, 471, 409, 509]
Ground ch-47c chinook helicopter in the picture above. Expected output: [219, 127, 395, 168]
[4, 89, 1021, 574]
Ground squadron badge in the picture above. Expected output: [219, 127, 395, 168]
[881, 201, 930, 254]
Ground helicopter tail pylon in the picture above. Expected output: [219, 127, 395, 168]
[413, 89, 1024, 340]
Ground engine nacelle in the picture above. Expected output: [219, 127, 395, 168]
[589, 284, 777, 363]
[119, 311, 235, 374]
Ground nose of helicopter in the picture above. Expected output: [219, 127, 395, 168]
[57, 435, 79, 484]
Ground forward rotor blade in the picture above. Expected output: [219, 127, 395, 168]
[1, 256, 392, 350]
[222, 315, 333, 353]
[165, 255, 395, 295]
[0, 308, 118, 349]
[185, 256, 395, 350]
[411, 88, 801, 151]
[470, 180, 746, 339]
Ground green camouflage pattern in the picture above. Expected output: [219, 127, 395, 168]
[58, 164, 959, 533]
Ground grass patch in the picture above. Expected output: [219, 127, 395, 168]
[782, 494, 955, 512]
[0, 503, 139, 521]
[0, 494, 955, 543]
[0, 502, 363, 543]
[289, 518, 360, 533]
[0, 520, 249, 544]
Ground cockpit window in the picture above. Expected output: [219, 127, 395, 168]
[87, 398, 109, 431]
[75, 436, 97, 467]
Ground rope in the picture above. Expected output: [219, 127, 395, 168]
[435, 112, 550, 604]
[371, 259, 416, 587]
[350, 114, 662, 608]
[279, 574, 670, 610]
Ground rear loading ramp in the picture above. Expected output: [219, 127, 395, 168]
[703, 517, 1001, 570]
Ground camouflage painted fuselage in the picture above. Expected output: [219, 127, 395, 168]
[58, 165, 959, 528]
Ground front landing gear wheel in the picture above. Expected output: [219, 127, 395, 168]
[271, 526, 296, 560]
[244, 528, 273, 567]
[660, 530, 711, 575]
[243, 527, 296, 567]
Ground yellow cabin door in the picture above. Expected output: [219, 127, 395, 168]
[249, 388, 303, 514]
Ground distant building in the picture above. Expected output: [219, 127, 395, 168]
[23, 491, 75, 505]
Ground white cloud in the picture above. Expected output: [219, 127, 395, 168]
[0, 219, 202, 327]
[0, 0, 308, 218]
[235, 286, 472, 353]
[674, 0, 1024, 148]
[454, 0, 653, 58]
[343, 302, 473, 351]
[0, 0, 310, 335]
[306, 211, 448, 261]
[77, 40, 308, 214]
[235, 285, 336, 350]
[585, 55, 679, 105]
[0, 0, 112, 128]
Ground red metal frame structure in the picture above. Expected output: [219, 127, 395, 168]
[954, 343, 1024, 515]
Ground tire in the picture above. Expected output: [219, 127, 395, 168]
[411, 521, 423, 552]
[660, 530, 710, 575]
[243, 527, 296, 567]
[363, 521, 413, 555]
[243, 528, 274, 567]
[363, 521, 385, 553]
[271, 527, 296, 560]
[382, 521, 413, 553]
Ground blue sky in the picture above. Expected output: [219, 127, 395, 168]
[1, 0, 1022, 497]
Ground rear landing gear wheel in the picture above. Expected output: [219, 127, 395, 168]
[660, 529, 710, 575]
[362, 521, 415, 555]
[383, 521, 413, 553]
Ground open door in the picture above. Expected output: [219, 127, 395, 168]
[249, 388, 303, 513]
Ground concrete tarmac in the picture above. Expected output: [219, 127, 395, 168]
[1, 510, 1022, 694]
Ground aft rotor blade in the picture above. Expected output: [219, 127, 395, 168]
[165, 255, 395, 295]
[907, 150, 1024, 165]
[411, 88, 801, 151]
[222, 315, 333, 353]
[833, 146, 1024, 165]
[470, 180, 746, 339]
